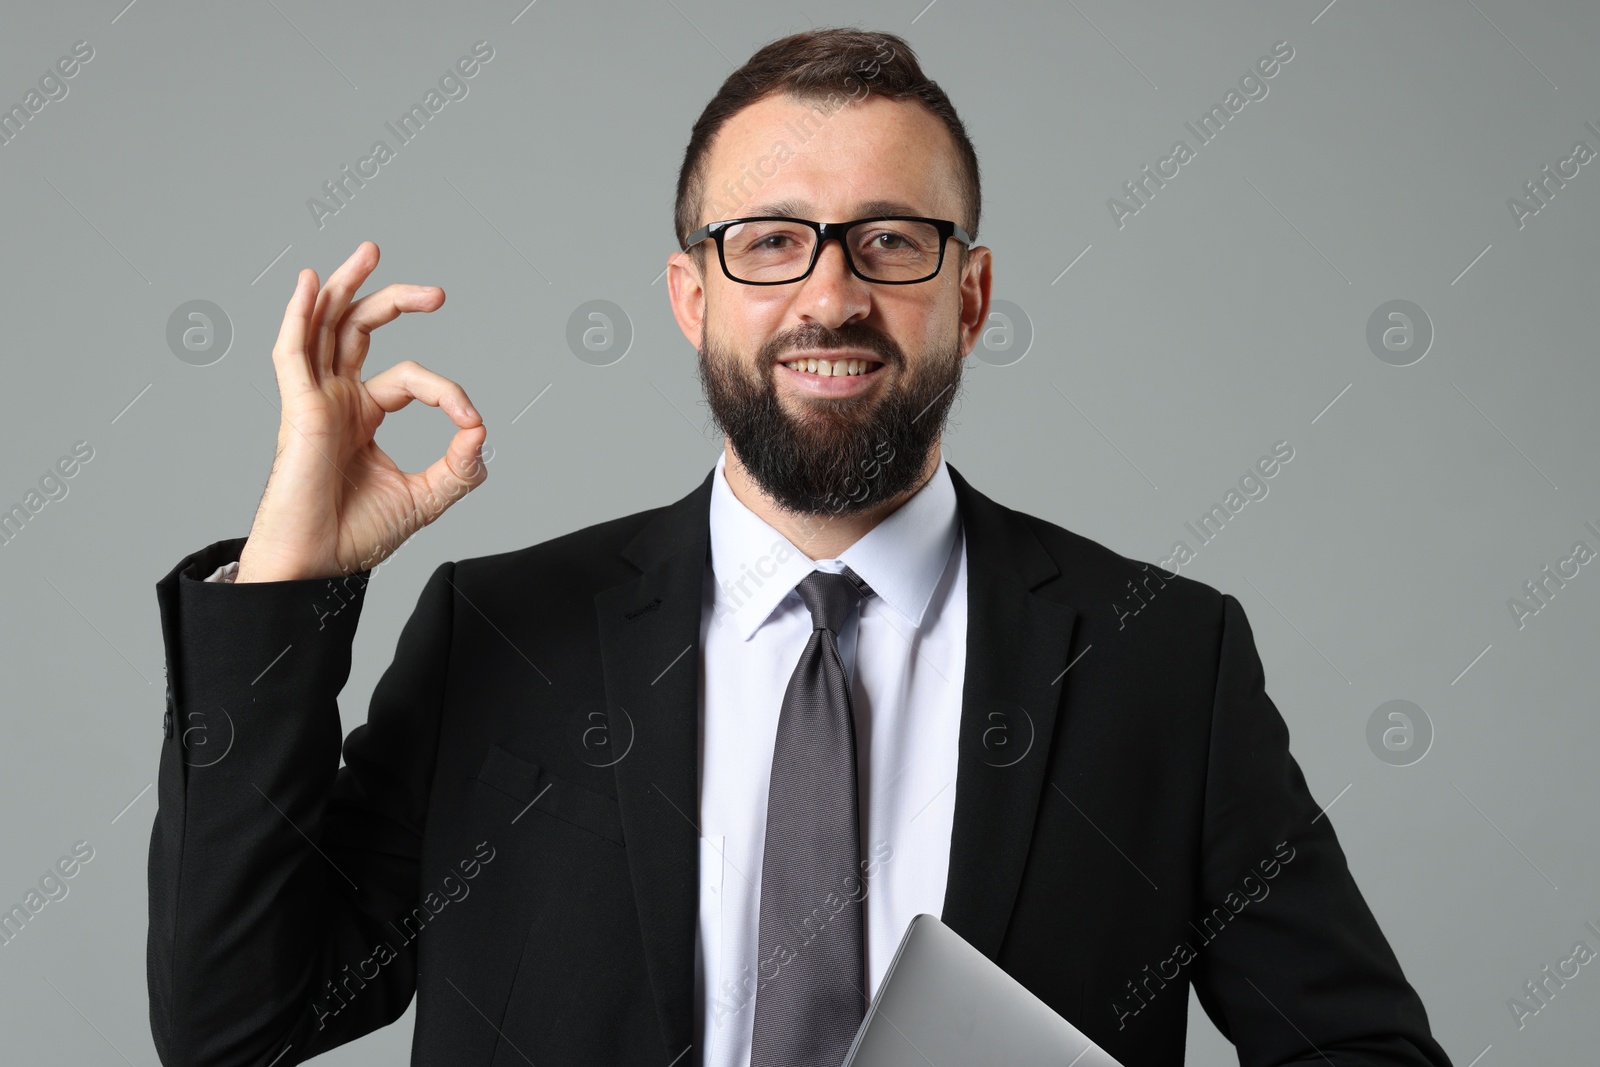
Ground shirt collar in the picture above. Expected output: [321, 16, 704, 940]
[707, 447, 960, 641]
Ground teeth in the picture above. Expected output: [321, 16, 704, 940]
[783, 358, 876, 376]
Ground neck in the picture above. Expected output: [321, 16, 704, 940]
[721, 441, 942, 561]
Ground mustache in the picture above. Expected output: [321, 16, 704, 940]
[760, 324, 901, 366]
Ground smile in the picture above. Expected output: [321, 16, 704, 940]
[776, 358, 887, 397]
[779, 357, 883, 377]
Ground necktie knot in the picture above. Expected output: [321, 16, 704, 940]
[796, 568, 870, 635]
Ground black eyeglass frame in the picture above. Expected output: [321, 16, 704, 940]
[681, 215, 974, 286]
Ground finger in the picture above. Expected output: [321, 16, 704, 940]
[270, 268, 319, 400]
[411, 423, 489, 519]
[332, 283, 446, 379]
[310, 241, 379, 378]
[362, 360, 482, 427]
[309, 242, 380, 379]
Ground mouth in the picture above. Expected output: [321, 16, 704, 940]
[774, 351, 888, 397]
[774, 351, 887, 379]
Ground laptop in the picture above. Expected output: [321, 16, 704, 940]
[840, 913, 1126, 1067]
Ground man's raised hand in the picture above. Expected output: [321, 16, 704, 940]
[235, 241, 487, 583]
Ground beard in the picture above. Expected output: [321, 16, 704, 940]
[695, 317, 966, 519]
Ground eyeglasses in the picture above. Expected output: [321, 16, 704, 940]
[682, 215, 973, 285]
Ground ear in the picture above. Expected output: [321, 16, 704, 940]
[667, 250, 709, 350]
[956, 245, 994, 359]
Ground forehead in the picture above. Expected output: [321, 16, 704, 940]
[703, 92, 958, 220]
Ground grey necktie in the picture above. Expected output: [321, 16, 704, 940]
[749, 568, 873, 1067]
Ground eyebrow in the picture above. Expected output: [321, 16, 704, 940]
[740, 197, 927, 219]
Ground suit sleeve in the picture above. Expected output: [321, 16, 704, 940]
[147, 535, 457, 1067]
[1187, 593, 1454, 1067]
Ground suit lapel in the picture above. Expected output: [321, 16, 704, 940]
[938, 463, 1080, 961]
[594, 466, 715, 1061]
[592, 460, 1080, 1058]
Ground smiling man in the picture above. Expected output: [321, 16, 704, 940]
[148, 27, 1453, 1067]
[676, 88, 982, 548]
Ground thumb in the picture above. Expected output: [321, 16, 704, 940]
[413, 424, 489, 521]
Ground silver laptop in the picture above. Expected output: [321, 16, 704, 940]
[841, 913, 1126, 1067]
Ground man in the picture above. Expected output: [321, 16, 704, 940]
[147, 27, 1453, 1067]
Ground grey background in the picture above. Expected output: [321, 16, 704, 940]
[0, 0, 1595, 1063]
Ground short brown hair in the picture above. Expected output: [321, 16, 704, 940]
[674, 28, 982, 273]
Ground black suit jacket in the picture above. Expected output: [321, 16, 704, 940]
[147, 462, 1452, 1066]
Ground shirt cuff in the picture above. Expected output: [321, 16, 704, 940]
[203, 560, 239, 584]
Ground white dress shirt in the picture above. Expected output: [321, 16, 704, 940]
[202, 448, 969, 1067]
[694, 449, 966, 1067]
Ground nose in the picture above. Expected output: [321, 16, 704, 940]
[814, 233, 853, 276]
[800, 236, 876, 308]
[794, 234, 871, 325]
